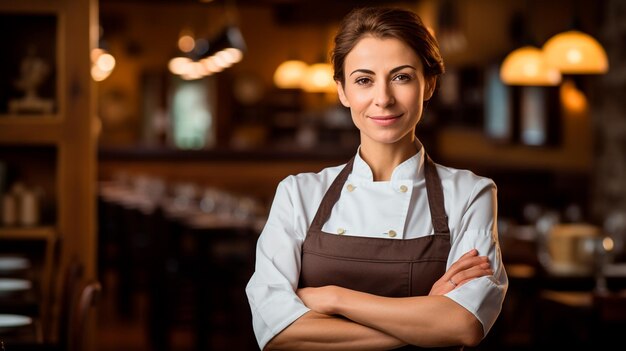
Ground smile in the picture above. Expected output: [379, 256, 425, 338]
[368, 114, 403, 126]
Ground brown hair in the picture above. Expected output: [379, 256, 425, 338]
[331, 7, 445, 85]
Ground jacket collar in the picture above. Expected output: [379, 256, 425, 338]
[351, 139, 425, 182]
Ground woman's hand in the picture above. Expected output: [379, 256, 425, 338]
[429, 249, 492, 296]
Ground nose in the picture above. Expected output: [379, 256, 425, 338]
[374, 82, 395, 107]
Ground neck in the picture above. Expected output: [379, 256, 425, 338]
[359, 135, 420, 181]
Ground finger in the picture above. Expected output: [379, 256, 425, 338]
[460, 265, 493, 281]
[447, 261, 492, 284]
[457, 261, 492, 276]
[447, 256, 490, 277]
[460, 248, 478, 258]
[450, 250, 486, 268]
[448, 250, 479, 268]
[453, 266, 494, 287]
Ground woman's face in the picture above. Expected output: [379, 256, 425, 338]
[337, 36, 435, 148]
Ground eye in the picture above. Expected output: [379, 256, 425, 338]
[354, 77, 372, 85]
[392, 73, 412, 82]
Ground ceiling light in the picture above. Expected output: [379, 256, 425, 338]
[91, 48, 116, 82]
[302, 62, 336, 93]
[206, 25, 246, 58]
[169, 24, 246, 80]
[273, 60, 308, 89]
[543, 30, 608, 74]
[500, 46, 561, 86]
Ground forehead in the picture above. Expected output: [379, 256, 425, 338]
[345, 35, 423, 71]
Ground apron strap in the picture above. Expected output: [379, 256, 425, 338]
[309, 157, 355, 231]
[424, 155, 450, 235]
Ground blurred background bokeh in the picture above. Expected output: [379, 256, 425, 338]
[1, 0, 626, 350]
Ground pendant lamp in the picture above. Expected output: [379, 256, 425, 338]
[91, 28, 116, 82]
[273, 60, 308, 89]
[91, 48, 116, 82]
[543, 30, 608, 74]
[500, 46, 562, 86]
[302, 62, 336, 93]
[168, 24, 246, 80]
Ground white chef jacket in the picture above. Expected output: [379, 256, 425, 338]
[245, 144, 508, 349]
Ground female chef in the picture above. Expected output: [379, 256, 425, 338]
[246, 6, 508, 350]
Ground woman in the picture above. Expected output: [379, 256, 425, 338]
[246, 6, 508, 350]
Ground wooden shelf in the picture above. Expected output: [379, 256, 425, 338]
[0, 226, 56, 240]
[0, 114, 59, 120]
[0, 117, 62, 144]
[1, 2, 97, 349]
[0, 2, 60, 13]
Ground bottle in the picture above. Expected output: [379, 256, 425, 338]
[1, 193, 17, 226]
[19, 188, 39, 226]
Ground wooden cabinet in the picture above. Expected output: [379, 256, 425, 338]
[0, 0, 97, 347]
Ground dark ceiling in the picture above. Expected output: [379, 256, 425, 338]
[100, 0, 417, 25]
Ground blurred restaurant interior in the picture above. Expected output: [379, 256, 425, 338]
[1, 0, 626, 350]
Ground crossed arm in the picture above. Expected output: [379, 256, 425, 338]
[265, 249, 491, 350]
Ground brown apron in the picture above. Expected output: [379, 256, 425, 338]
[299, 153, 462, 350]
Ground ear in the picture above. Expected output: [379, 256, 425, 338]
[423, 76, 437, 101]
[336, 81, 350, 108]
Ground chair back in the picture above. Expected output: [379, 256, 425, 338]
[55, 257, 84, 349]
[68, 280, 102, 351]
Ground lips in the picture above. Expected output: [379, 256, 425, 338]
[368, 114, 402, 126]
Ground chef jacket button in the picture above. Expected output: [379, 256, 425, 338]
[337, 228, 346, 235]
[388, 230, 397, 238]
[399, 185, 408, 193]
[346, 184, 355, 192]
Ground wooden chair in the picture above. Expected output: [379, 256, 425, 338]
[68, 280, 101, 351]
[54, 258, 84, 349]
[1, 260, 96, 351]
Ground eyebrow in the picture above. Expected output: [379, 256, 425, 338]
[349, 65, 417, 77]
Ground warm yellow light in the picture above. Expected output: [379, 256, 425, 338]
[273, 60, 308, 89]
[96, 53, 116, 72]
[603, 237, 614, 252]
[302, 62, 336, 93]
[90, 48, 104, 63]
[560, 78, 587, 114]
[178, 35, 195, 53]
[201, 57, 224, 73]
[211, 53, 230, 69]
[543, 30, 608, 74]
[500, 46, 562, 86]
[168, 56, 192, 75]
[222, 48, 243, 64]
[91, 65, 111, 82]
[180, 62, 207, 80]
[90, 48, 115, 82]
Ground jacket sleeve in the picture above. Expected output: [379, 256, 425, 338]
[245, 177, 311, 349]
[445, 178, 509, 336]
